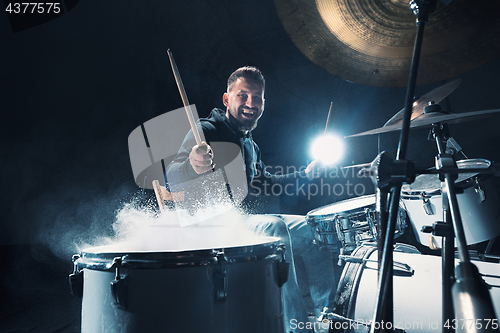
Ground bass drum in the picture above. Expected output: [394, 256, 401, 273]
[401, 159, 500, 248]
[72, 236, 286, 333]
[332, 244, 500, 333]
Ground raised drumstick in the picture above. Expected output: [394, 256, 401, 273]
[167, 49, 202, 146]
[324, 101, 333, 135]
[152, 180, 167, 213]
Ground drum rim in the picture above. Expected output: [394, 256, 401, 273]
[307, 194, 376, 220]
[76, 237, 283, 270]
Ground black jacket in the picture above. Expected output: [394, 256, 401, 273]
[166, 108, 309, 205]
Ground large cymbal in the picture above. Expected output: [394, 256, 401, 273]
[347, 109, 500, 137]
[384, 78, 461, 126]
[275, 0, 500, 87]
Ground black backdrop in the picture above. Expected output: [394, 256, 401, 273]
[1, 0, 500, 325]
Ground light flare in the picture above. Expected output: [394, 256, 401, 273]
[310, 134, 345, 165]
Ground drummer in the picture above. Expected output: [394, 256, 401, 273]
[166, 66, 337, 332]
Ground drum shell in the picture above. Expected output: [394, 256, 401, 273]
[307, 195, 406, 253]
[76, 241, 284, 333]
[334, 245, 500, 333]
[402, 174, 500, 247]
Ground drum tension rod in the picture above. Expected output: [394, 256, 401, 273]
[110, 256, 128, 309]
[69, 254, 83, 299]
[213, 252, 227, 303]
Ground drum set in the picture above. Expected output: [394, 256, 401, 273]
[293, 0, 500, 331]
[305, 88, 500, 331]
[68, 0, 500, 331]
[69, 110, 500, 332]
[306, 153, 500, 329]
[306, 153, 500, 332]
[307, 158, 500, 255]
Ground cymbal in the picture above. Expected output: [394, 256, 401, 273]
[384, 79, 461, 126]
[347, 109, 500, 137]
[274, 0, 500, 87]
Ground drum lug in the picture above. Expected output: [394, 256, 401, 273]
[474, 181, 486, 203]
[214, 252, 227, 303]
[110, 257, 128, 309]
[273, 245, 289, 288]
[421, 193, 435, 215]
[69, 254, 83, 299]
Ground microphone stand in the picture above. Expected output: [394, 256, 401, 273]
[370, 1, 436, 332]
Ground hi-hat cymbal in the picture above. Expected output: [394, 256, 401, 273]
[275, 0, 500, 87]
[347, 109, 500, 137]
[384, 79, 461, 126]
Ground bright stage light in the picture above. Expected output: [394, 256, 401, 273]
[311, 134, 345, 165]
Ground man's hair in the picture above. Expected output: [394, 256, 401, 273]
[227, 66, 265, 92]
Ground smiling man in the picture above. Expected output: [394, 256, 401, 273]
[224, 68, 264, 132]
[166, 66, 336, 333]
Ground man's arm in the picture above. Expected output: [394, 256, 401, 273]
[166, 126, 213, 191]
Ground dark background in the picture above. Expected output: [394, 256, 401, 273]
[1, 1, 499, 331]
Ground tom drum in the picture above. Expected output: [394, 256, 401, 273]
[307, 195, 407, 254]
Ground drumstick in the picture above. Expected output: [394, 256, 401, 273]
[152, 180, 167, 213]
[167, 49, 202, 146]
[324, 102, 333, 135]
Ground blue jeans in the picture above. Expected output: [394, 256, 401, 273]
[245, 214, 337, 333]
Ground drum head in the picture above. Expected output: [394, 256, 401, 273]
[402, 159, 491, 194]
[307, 195, 375, 220]
[77, 236, 281, 270]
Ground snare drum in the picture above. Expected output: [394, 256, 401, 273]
[307, 195, 407, 253]
[333, 244, 500, 333]
[71, 236, 286, 333]
[401, 159, 500, 248]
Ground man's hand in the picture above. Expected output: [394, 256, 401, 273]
[189, 141, 214, 174]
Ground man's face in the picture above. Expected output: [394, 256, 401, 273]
[223, 78, 265, 132]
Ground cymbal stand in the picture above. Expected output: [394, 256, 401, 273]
[431, 123, 459, 332]
[370, 1, 436, 332]
[431, 123, 498, 333]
